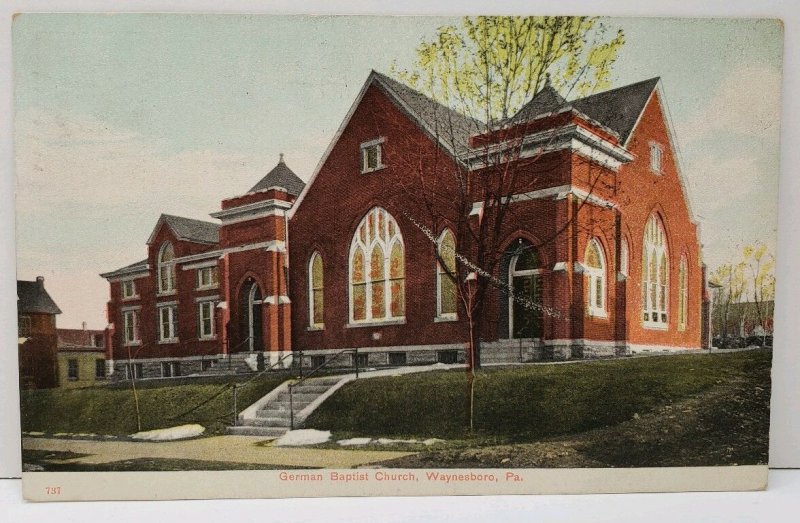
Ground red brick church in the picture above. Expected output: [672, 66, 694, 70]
[101, 71, 708, 378]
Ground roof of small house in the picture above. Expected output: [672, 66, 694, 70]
[57, 328, 105, 349]
[248, 155, 306, 196]
[17, 279, 62, 315]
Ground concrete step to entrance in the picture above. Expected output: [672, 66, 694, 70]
[226, 425, 288, 438]
[227, 374, 349, 437]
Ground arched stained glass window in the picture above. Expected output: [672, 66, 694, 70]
[349, 207, 405, 323]
[309, 252, 324, 327]
[158, 242, 176, 294]
[678, 255, 688, 331]
[437, 230, 457, 318]
[642, 214, 669, 326]
[585, 239, 606, 316]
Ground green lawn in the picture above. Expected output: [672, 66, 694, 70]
[20, 374, 288, 436]
[305, 350, 772, 443]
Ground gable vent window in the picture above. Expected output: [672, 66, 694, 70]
[361, 138, 385, 173]
[650, 142, 664, 174]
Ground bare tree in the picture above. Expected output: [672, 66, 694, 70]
[381, 17, 625, 433]
[388, 16, 625, 371]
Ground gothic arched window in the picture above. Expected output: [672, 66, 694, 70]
[349, 208, 405, 323]
[642, 214, 669, 326]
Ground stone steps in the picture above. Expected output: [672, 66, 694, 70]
[227, 375, 347, 438]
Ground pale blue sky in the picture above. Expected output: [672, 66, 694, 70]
[13, 15, 782, 328]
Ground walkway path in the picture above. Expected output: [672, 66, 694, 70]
[23, 436, 413, 468]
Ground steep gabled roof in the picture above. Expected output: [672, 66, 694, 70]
[248, 155, 306, 196]
[147, 214, 220, 245]
[372, 72, 482, 154]
[17, 280, 62, 315]
[572, 78, 660, 145]
[508, 77, 660, 145]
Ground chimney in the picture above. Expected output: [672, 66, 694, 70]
[36, 276, 44, 289]
[82, 321, 87, 331]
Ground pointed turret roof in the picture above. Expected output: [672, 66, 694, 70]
[510, 75, 567, 122]
[248, 154, 306, 196]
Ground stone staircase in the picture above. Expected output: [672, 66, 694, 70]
[226, 375, 347, 438]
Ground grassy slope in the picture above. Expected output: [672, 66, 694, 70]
[306, 350, 772, 444]
[20, 375, 288, 436]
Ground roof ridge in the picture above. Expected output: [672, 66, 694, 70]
[569, 76, 660, 103]
[372, 71, 483, 125]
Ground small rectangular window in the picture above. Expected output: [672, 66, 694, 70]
[123, 310, 140, 345]
[67, 359, 79, 380]
[161, 361, 181, 378]
[18, 315, 32, 338]
[126, 363, 143, 380]
[95, 359, 106, 379]
[198, 301, 216, 338]
[388, 352, 407, 366]
[360, 138, 385, 173]
[437, 350, 459, 364]
[352, 353, 369, 368]
[122, 279, 137, 299]
[158, 305, 178, 342]
[650, 142, 663, 173]
[197, 266, 219, 289]
[310, 355, 326, 368]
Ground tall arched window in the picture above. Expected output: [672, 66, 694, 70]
[620, 237, 630, 276]
[678, 255, 688, 331]
[642, 214, 668, 326]
[437, 229, 457, 319]
[158, 242, 176, 294]
[585, 239, 606, 317]
[508, 242, 543, 339]
[349, 207, 405, 323]
[309, 252, 324, 328]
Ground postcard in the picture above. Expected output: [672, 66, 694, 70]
[13, 14, 781, 500]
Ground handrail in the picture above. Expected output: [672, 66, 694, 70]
[289, 348, 361, 429]
[230, 351, 295, 426]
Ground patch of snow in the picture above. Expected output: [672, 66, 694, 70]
[53, 433, 69, 437]
[337, 437, 372, 446]
[423, 438, 445, 446]
[23, 463, 45, 472]
[376, 438, 420, 445]
[25, 432, 44, 437]
[274, 429, 332, 447]
[130, 424, 205, 441]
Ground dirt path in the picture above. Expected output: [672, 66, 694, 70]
[23, 435, 413, 469]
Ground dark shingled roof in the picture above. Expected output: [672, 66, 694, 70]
[372, 72, 482, 153]
[510, 79, 567, 123]
[161, 214, 220, 244]
[248, 156, 306, 196]
[509, 77, 659, 144]
[572, 78, 660, 144]
[17, 280, 62, 315]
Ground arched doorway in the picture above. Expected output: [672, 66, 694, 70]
[506, 240, 543, 339]
[238, 277, 264, 352]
